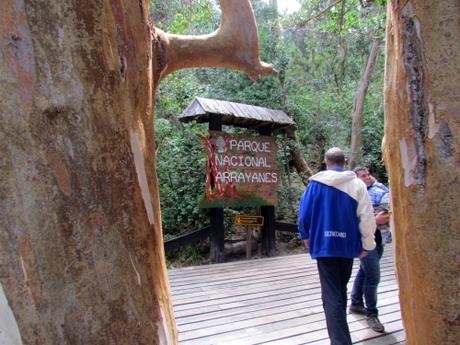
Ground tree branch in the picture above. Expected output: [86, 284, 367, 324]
[295, 0, 343, 28]
[156, 0, 274, 81]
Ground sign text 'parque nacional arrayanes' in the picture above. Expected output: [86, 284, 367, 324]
[199, 131, 279, 208]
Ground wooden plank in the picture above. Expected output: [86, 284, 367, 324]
[169, 252, 396, 279]
[175, 290, 400, 328]
[179, 309, 403, 345]
[174, 296, 399, 337]
[353, 329, 406, 345]
[179, 293, 401, 338]
[169, 244, 404, 345]
[169, 264, 316, 286]
[168, 254, 309, 277]
[169, 257, 395, 287]
[168, 257, 396, 285]
[176, 291, 400, 331]
[171, 271, 397, 304]
[168, 253, 310, 277]
[302, 320, 405, 345]
[173, 284, 399, 321]
[172, 270, 398, 308]
[178, 302, 402, 341]
[173, 284, 398, 320]
[171, 265, 396, 294]
[172, 283, 398, 320]
[170, 255, 396, 281]
[215, 311, 402, 345]
[168, 251, 395, 277]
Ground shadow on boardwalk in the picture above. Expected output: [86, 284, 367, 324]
[168, 244, 405, 345]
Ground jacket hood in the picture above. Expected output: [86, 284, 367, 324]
[310, 169, 357, 188]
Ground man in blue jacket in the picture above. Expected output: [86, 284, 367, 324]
[298, 147, 376, 345]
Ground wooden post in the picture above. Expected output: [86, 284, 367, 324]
[210, 208, 225, 263]
[261, 205, 276, 256]
[209, 115, 225, 263]
[259, 126, 276, 256]
[246, 227, 253, 259]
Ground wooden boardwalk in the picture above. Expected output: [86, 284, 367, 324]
[168, 245, 405, 345]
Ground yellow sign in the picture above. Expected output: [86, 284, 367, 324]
[235, 215, 264, 226]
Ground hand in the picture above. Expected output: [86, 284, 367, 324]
[359, 250, 369, 260]
[303, 239, 309, 250]
[375, 211, 390, 225]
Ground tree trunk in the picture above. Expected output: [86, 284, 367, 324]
[348, 37, 381, 169]
[335, 40, 348, 90]
[286, 134, 314, 186]
[269, 0, 281, 41]
[383, 1, 460, 344]
[0, 0, 271, 344]
[0, 1, 175, 344]
[310, 19, 317, 78]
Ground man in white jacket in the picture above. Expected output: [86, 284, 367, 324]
[298, 147, 376, 345]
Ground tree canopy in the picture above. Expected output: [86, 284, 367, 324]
[151, 0, 387, 246]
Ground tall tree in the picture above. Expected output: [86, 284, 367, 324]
[384, 1, 460, 344]
[348, 37, 381, 168]
[0, 0, 272, 343]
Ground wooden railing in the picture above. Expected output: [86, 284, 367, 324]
[164, 225, 211, 252]
[164, 221, 298, 254]
[274, 221, 298, 233]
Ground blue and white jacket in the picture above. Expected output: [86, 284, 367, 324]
[298, 169, 376, 259]
[368, 181, 389, 207]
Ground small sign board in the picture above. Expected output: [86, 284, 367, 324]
[235, 215, 264, 227]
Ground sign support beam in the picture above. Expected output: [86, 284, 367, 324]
[259, 126, 276, 256]
[209, 115, 225, 263]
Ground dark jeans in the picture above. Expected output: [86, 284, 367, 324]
[350, 244, 384, 316]
[317, 257, 354, 345]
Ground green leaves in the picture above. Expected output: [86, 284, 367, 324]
[156, 121, 209, 236]
[152, 0, 389, 241]
[170, 13, 188, 34]
[168, 0, 218, 34]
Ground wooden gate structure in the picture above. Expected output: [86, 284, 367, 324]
[164, 97, 298, 262]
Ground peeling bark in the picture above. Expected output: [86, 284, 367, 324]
[1, 1, 172, 343]
[0, 0, 271, 344]
[383, 1, 460, 344]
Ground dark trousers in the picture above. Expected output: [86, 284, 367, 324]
[317, 257, 354, 345]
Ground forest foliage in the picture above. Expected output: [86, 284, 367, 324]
[150, 0, 387, 250]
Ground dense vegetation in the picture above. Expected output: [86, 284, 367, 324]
[151, 0, 387, 261]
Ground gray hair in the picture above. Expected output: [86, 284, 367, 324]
[353, 166, 368, 174]
[324, 147, 345, 166]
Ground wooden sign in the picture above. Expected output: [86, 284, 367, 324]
[235, 215, 264, 226]
[199, 131, 279, 208]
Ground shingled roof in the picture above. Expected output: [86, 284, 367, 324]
[179, 97, 296, 133]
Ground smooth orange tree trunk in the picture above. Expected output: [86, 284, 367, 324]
[1, 1, 175, 343]
[384, 1, 460, 344]
[1, 0, 272, 344]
